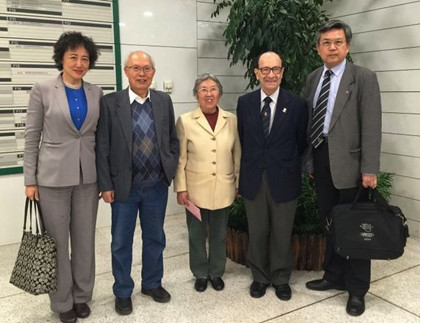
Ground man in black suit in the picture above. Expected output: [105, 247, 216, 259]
[304, 20, 381, 316]
[237, 52, 308, 301]
[96, 51, 179, 314]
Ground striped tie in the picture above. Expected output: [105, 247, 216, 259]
[261, 96, 272, 138]
[310, 70, 332, 148]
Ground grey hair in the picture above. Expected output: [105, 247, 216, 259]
[124, 50, 155, 67]
[317, 20, 352, 44]
[193, 73, 223, 97]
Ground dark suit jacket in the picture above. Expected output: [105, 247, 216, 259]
[237, 88, 308, 203]
[96, 88, 179, 201]
[304, 61, 382, 189]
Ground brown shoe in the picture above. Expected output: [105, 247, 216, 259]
[59, 309, 77, 323]
[73, 303, 90, 318]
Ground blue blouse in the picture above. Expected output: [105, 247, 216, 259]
[65, 86, 87, 131]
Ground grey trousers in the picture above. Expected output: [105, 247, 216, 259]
[38, 182, 98, 313]
[244, 172, 298, 285]
[186, 207, 229, 279]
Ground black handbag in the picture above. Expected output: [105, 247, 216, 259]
[10, 198, 57, 295]
[329, 187, 409, 260]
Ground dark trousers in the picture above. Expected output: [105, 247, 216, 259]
[111, 181, 168, 298]
[186, 207, 229, 279]
[313, 141, 370, 297]
[244, 171, 298, 285]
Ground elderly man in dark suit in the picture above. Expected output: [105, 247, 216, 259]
[304, 20, 381, 316]
[96, 51, 179, 315]
[237, 52, 308, 301]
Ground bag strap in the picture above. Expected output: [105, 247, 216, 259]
[34, 200, 47, 234]
[23, 197, 31, 232]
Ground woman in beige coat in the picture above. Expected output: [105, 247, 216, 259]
[174, 73, 241, 292]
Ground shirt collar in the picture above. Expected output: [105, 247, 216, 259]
[324, 59, 346, 77]
[128, 87, 150, 104]
[260, 87, 279, 104]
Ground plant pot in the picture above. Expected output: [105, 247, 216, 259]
[226, 228, 326, 271]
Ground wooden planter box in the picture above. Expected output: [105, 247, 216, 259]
[226, 228, 326, 271]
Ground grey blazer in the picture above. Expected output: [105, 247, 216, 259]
[24, 75, 103, 187]
[95, 88, 180, 201]
[304, 61, 382, 189]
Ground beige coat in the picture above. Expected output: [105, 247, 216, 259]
[174, 107, 241, 210]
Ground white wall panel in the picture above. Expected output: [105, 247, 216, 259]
[351, 25, 419, 53]
[390, 175, 419, 201]
[330, 2, 419, 33]
[377, 70, 420, 92]
[380, 153, 420, 178]
[198, 39, 228, 58]
[382, 113, 419, 136]
[120, 45, 197, 106]
[197, 2, 229, 23]
[324, 0, 416, 17]
[119, 0, 196, 48]
[197, 21, 226, 40]
[381, 92, 419, 114]
[198, 58, 246, 75]
[382, 133, 420, 157]
[352, 48, 420, 71]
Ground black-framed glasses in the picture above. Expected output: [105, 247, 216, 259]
[126, 65, 155, 73]
[258, 66, 283, 75]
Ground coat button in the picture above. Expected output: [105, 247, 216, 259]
[212, 161, 216, 165]
[211, 173, 216, 176]
[211, 137, 216, 141]
[211, 149, 216, 153]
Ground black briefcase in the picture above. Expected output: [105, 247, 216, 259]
[329, 188, 409, 260]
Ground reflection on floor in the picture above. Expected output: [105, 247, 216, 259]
[0, 213, 419, 323]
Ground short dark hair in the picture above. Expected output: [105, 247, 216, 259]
[193, 73, 223, 97]
[53, 31, 100, 71]
[317, 20, 352, 44]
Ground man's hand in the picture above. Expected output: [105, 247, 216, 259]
[101, 190, 115, 203]
[362, 174, 377, 189]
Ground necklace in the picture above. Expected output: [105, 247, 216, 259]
[63, 79, 82, 89]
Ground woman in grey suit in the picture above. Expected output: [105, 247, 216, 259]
[24, 32, 103, 323]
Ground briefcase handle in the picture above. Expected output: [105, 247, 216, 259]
[351, 186, 408, 224]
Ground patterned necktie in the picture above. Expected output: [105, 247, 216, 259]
[261, 96, 272, 138]
[310, 69, 332, 148]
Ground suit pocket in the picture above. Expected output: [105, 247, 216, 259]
[349, 147, 361, 153]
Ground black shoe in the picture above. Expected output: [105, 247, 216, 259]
[115, 297, 133, 316]
[194, 278, 208, 292]
[73, 303, 90, 318]
[250, 281, 269, 298]
[59, 309, 77, 323]
[346, 295, 365, 316]
[306, 279, 346, 291]
[141, 286, 171, 303]
[209, 277, 225, 291]
[274, 284, 292, 301]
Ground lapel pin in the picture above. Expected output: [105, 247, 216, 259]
[282, 108, 287, 113]
[346, 90, 349, 94]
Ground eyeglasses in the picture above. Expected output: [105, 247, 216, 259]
[198, 87, 219, 95]
[320, 39, 346, 48]
[126, 65, 154, 73]
[258, 66, 283, 75]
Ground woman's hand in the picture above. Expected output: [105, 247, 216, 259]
[25, 185, 39, 201]
[101, 190, 115, 203]
[177, 191, 189, 206]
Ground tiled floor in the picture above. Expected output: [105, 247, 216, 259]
[0, 213, 419, 323]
